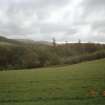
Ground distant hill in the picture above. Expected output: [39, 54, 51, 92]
[16, 39, 52, 45]
[0, 36, 22, 45]
[0, 36, 52, 46]
[0, 36, 9, 41]
[16, 39, 36, 44]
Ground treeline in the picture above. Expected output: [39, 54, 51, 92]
[0, 37, 105, 70]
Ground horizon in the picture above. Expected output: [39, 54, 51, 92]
[1, 35, 105, 44]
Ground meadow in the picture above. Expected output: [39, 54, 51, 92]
[0, 59, 105, 105]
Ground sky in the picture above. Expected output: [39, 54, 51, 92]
[0, 0, 105, 42]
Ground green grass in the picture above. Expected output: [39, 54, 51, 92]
[0, 59, 105, 105]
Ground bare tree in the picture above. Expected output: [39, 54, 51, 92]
[78, 39, 81, 44]
[52, 37, 56, 47]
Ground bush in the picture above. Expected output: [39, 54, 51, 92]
[0, 42, 105, 70]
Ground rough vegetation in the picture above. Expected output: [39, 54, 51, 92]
[0, 36, 105, 70]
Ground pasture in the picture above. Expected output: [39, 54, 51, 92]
[0, 59, 105, 105]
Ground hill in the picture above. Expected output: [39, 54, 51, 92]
[0, 59, 105, 105]
[16, 39, 52, 45]
[0, 36, 105, 70]
[0, 36, 22, 45]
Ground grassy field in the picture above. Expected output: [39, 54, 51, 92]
[0, 59, 105, 105]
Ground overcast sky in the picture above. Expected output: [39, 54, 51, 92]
[0, 0, 105, 42]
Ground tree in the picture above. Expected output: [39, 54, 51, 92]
[52, 37, 56, 47]
[78, 39, 81, 44]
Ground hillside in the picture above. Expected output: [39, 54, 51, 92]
[16, 39, 52, 45]
[0, 59, 105, 105]
[0, 36, 105, 70]
[0, 36, 52, 45]
[0, 36, 22, 45]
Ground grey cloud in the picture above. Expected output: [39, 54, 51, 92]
[83, 0, 105, 7]
[82, 0, 105, 14]
[0, 0, 70, 36]
[80, 0, 105, 22]
[92, 21, 105, 30]
[0, 0, 105, 42]
[77, 0, 105, 42]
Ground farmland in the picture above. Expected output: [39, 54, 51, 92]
[0, 59, 105, 105]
